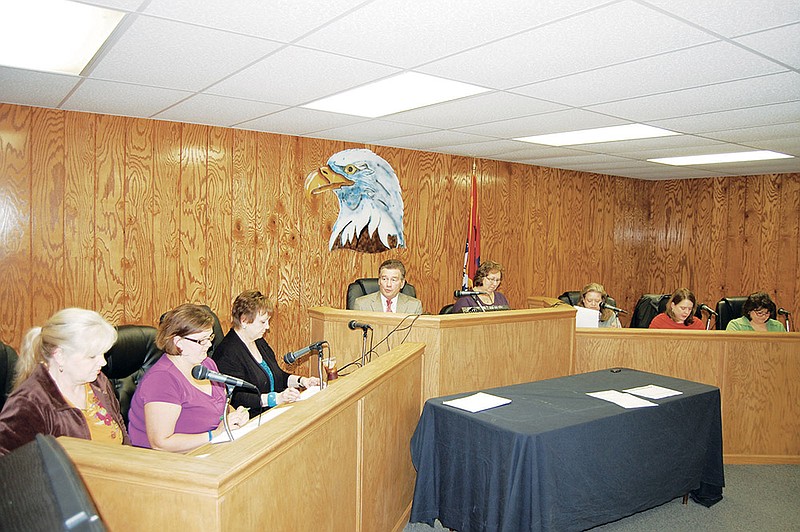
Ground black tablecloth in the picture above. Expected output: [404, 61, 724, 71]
[410, 368, 724, 532]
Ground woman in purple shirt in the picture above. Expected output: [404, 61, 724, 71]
[128, 304, 249, 452]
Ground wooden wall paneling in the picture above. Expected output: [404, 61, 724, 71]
[180, 123, 208, 305]
[0, 104, 32, 344]
[151, 120, 182, 319]
[722, 176, 747, 297]
[230, 128, 258, 299]
[520, 165, 548, 300]
[63, 112, 96, 312]
[94, 114, 127, 325]
[124, 118, 155, 323]
[684, 178, 715, 305]
[745, 174, 781, 294]
[775, 174, 799, 314]
[431, 154, 467, 312]
[205, 126, 233, 326]
[497, 160, 524, 309]
[267, 133, 303, 355]
[30, 107, 65, 324]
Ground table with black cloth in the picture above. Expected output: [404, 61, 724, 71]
[409, 368, 724, 532]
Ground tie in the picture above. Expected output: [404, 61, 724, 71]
[386, 298, 393, 313]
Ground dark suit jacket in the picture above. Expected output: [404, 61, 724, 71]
[212, 329, 290, 418]
[352, 292, 423, 313]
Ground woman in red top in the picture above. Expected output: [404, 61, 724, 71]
[649, 288, 705, 330]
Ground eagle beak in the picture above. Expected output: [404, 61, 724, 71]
[304, 166, 354, 197]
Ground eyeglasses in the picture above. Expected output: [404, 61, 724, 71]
[752, 309, 770, 317]
[485, 276, 502, 283]
[182, 334, 214, 346]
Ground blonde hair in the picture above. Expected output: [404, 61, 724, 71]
[15, 308, 117, 389]
[579, 282, 614, 322]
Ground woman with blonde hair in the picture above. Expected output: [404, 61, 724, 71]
[0, 308, 128, 455]
[577, 282, 622, 328]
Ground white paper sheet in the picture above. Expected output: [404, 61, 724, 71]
[586, 390, 658, 409]
[575, 306, 600, 328]
[210, 405, 292, 444]
[623, 384, 683, 399]
[443, 392, 511, 413]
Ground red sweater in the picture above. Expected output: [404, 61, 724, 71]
[649, 312, 705, 330]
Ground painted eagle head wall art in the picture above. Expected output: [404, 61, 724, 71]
[304, 148, 406, 253]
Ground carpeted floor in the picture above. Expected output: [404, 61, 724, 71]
[404, 464, 800, 532]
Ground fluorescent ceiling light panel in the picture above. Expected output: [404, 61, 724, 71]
[0, 0, 125, 75]
[515, 124, 679, 146]
[302, 72, 491, 118]
[649, 150, 794, 166]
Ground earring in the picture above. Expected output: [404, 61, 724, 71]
[58, 365, 64, 373]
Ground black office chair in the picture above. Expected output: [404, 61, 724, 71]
[629, 294, 671, 328]
[558, 290, 617, 309]
[345, 278, 417, 310]
[715, 297, 751, 330]
[1, 341, 18, 412]
[439, 304, 454, 315]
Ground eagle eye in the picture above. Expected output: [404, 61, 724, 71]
[344, 164, 358, 174]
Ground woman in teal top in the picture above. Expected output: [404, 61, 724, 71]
[726, 292, 786, 332]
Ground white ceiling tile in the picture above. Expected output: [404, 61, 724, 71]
[143, 0, 367, 42]
[377, 130, 493, 150]
[0, 67, 81, 108]
[62, 79, 191, 117]
[297, 0, 611, 68]
[645, 0, 800, 37]
[310, 121, 435, 143]
[90, 16, 283, 91]
[608, 167, 730, 180]
[386, 92, 565, 128]
[587, 72, 800, 122]
[207, 46, 399, 106]
[456, 109, 626, 138]
[154, 93, 287, 127]
[701, 122, 800, 143]
[81, 0, 148, 11]
[734, 23, 800, 69]
[512, 41, 786, 107]
[418, 1, 716, 89]
[650, 101, 800, 133]
[611, 141, 755, 161]
[236, 107, 364, 136]
[576, 134, 728, 155]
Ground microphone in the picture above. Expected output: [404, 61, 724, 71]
[778, 308, 791, 316]
[191, 365, 258, 392]
[348, 320, 373, 331]
[600, 302, 627, 314]
[454, 290, 481, 298]
[699, 303, 718, 316]
[283, 341, 326, 364]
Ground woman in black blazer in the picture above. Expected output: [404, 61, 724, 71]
[213, 290, 319, 418]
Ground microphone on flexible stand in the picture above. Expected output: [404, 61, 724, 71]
[348, 320, 373, 331]
[283, 341, 326, 364]
[778, 308, 791, 316]
[699, 304, 718, 316]
[600, 302, 627, 314]
[454, 290, 481, 298]
[191, 365, 258, 392]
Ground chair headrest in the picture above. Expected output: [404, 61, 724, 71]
[102, 325, 160, 379]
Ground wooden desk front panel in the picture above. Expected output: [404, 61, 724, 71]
[575, 329, 800, 463]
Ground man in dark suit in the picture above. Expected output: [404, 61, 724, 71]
[353, 259, 423, 314]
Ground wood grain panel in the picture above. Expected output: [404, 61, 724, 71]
[151, 120, 182, 317]
[230, 128, 258, 297]
[776, 175, 799, 314]
[94, 114, 126, 325]
[205, 126, 232, 324]
[125, 118, 154, 323]
[30, 108, 65, 324]
[64, 111, 96, 311]
[180, 124, 208, 305]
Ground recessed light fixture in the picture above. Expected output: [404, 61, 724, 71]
[0, 0, 125, 75]
[514, 124, 679, 146]
[302, 72, 491, 118]
[649, 150, 794, 166]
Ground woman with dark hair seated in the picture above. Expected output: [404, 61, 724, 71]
[576, 282, 621, 328]
[453, 261, 511, 313]
[127, 304, 249, 452]
[649, 288, 704, 330]
[213, 290, 319, 418]
[726, 292, 786, 332]
[0, 308, 128, 456]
